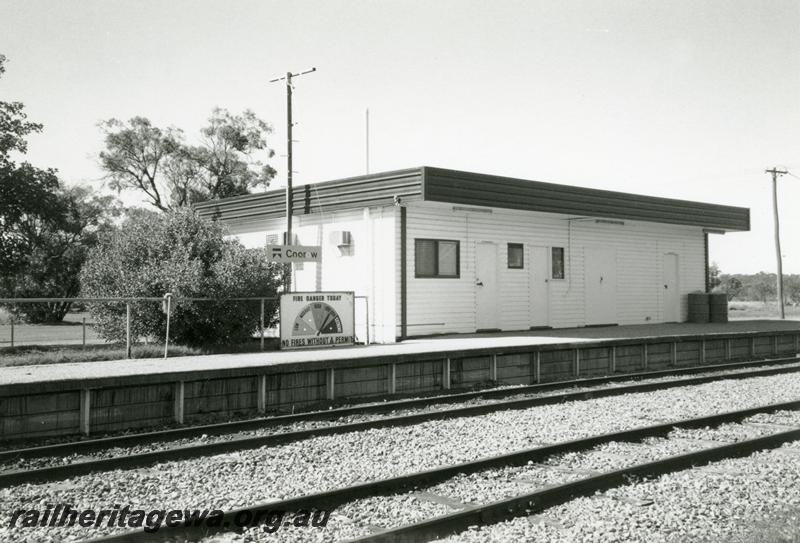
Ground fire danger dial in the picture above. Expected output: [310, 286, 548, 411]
[293, 302, 343, 335]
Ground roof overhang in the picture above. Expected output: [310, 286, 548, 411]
[194, 166, 750, 232]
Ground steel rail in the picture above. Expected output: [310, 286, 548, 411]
[83, 399, 800, 542]
[351, 430, 800, 543]
[2, 358, 800, 488]
[2, 355, 797, 464]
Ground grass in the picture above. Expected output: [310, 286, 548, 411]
[0, 344, 204, 367]
[0, 307, 281, 366]
[0, 338, 279, 367]
[728, 300, 800, 321]
[0, 310, 106, 347]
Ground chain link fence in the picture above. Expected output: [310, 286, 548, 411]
[0, 296, 371, 360]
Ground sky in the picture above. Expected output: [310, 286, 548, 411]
[1, 0, 799, 274]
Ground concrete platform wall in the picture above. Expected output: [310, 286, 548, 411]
[1, 330, 799, 441]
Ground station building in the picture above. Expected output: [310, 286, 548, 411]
[195, 167, 749, 344]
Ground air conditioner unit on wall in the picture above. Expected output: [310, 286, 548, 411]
[266, 232, 299, 245]
[330, 230, 353, 256]
[336, 230, 353, 247]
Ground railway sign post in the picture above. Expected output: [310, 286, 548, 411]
[267, 244, 322, 264]
[279, 291, 355, 349]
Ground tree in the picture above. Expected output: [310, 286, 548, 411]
[0, 53, 54, 273]
[0, 54, 119, 321]
[718, 275, 743, 301]
[98, 108, 276, 211]
[1, 185, 119, 321]
[747, 272, 777, 303]
[0, 55, 42, 159]
[97, 117, 182, 211]
[80, 208, 282, 347]
[707, 262, 721, 291]
[785, 275, 800, 305]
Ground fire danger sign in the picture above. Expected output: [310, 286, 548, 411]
[280, 292, 355, 349]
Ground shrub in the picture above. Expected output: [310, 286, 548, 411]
[80, 208, 281, 347]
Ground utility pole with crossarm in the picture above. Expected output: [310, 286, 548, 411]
[765, 167, 788, 319]
[269, 67, 316, 291]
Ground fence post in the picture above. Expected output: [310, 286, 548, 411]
[174, 381, 185, 424]
[163, 293, 172, 359]
[9, 319, 13, 348]
[82, 316, 86, 348]
[388, 363, 397, 394]
[125, 303, 131, 359]
[326, 368, 335, 400]
[260, 298, 265, 351]
[80, 389, 91, 436]
[258, 375, 267, 413]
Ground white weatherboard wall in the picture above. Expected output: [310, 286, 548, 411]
[228, 200, 705, 342]
[227, 206, 398, 344]
[402, 201, 704, 337]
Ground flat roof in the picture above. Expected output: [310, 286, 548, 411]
[194, 166, 750, 231]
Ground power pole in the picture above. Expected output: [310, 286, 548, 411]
[365, 108, 370, 174]
[269, 67, 316, 292]
[765, 167, 787, 319]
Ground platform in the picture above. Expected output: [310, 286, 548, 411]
[1, 321, 799, 441]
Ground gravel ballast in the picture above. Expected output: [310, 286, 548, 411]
[224, 410, 800, 542]
[439, 436, 800, 543]
[3, 372, 800, 542]
[4, 361, 800, 473]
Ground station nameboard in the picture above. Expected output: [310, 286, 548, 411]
[279, 292, 355, 349]
[267, 244, 322, 263]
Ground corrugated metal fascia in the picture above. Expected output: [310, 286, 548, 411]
[426, 167, 747, 218]
[196, 168, 423, 222]
[425, 167, 742, 213]
[427, 181, 741, 228]
[195, 167, 420, 209]
[214, 176, 420, 218]
[423, 167, 749, 231]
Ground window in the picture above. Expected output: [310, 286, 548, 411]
[415, 239, 460, 278]
[508, 243, 524, 269]
[551, 247, 565, 279]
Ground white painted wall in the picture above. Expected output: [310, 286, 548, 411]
[401, 201, 705, 337]
[227, 206, 398, 344]
[225, 200, 705, 343]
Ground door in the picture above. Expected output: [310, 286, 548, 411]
[662, 253, 680, 322]
[530, 246, 550, 327]
[584, 247, 617, 325]
[475, 242, 498, 330]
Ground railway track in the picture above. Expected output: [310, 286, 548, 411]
[3, 357, 800, 488]
[82, 399, 800, 542]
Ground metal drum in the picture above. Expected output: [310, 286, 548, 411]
[709, 292, 728, 323]
[688, 292, 710, 323]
